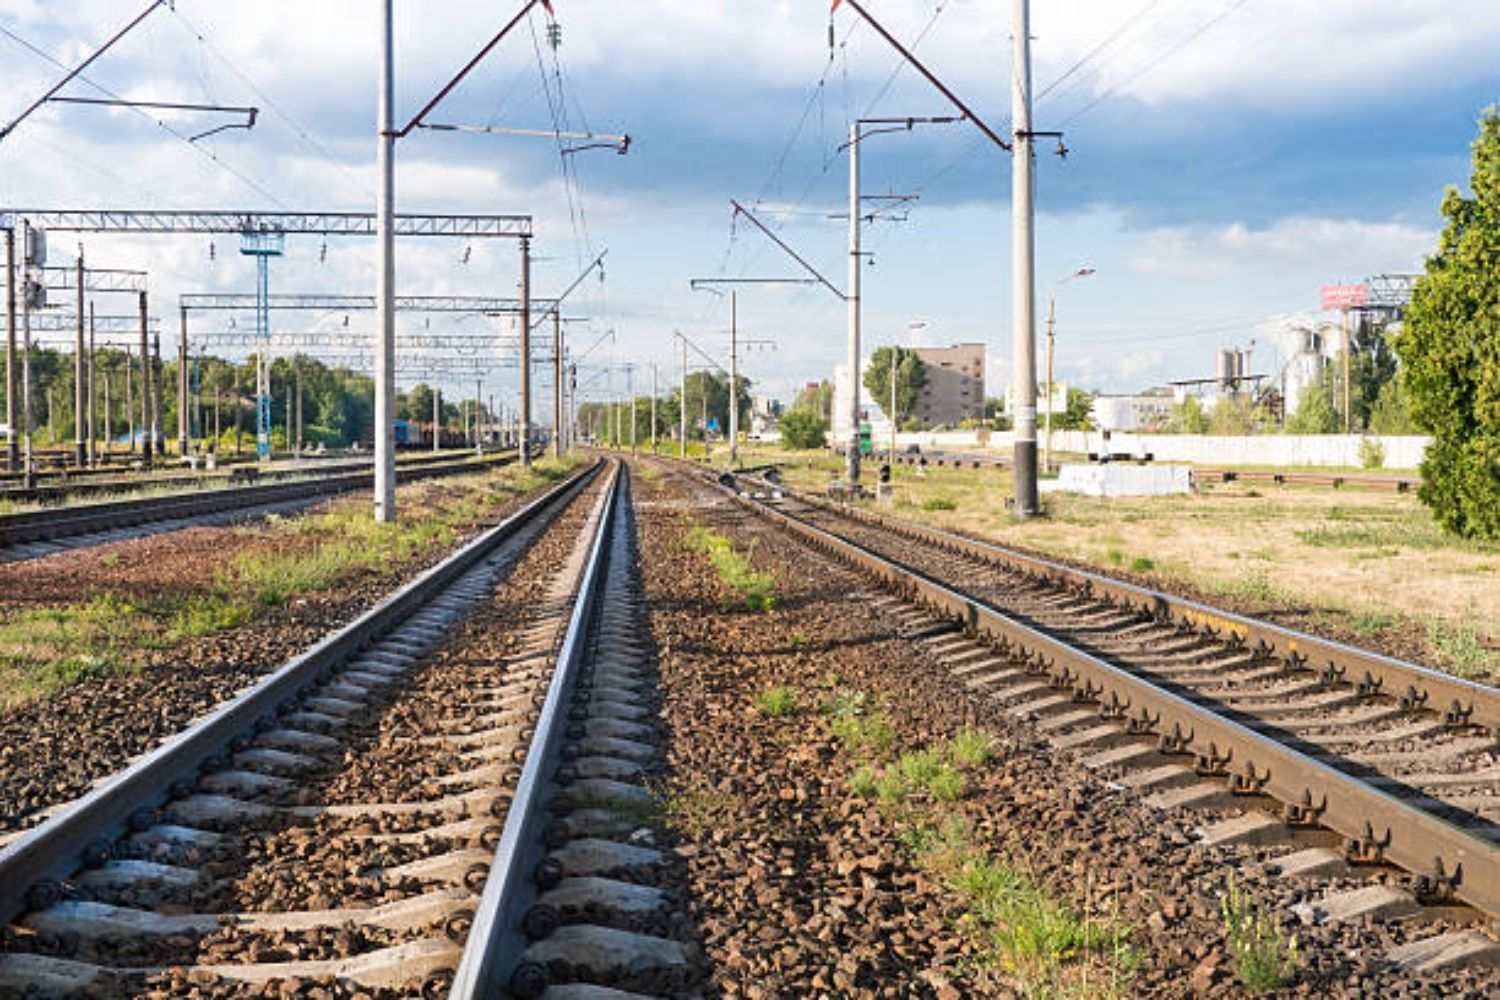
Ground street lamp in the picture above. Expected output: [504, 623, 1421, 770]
[1045, 267, 1095, 474]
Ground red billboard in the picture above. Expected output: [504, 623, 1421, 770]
[1321, 284, 1368, 310]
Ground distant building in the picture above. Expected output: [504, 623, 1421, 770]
[910, 343, 985, 427]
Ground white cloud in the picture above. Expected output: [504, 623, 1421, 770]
[1131, 217, 1435, 278]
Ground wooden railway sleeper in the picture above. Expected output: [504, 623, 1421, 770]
[1283, 789, 1328, 826]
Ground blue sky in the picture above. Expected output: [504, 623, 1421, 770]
[2, 0, 1497, 411]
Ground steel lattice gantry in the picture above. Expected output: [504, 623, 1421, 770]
[0, 210, 531, 239]
[178, 294, 558, 314]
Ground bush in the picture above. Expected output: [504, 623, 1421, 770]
[779, 409, 827, 450]
[1395, 108, 1500, 538]
[1357, 436, 1386, 470]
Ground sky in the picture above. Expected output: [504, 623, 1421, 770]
[1, 0, 1497, 414]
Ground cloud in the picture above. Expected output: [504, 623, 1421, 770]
[1131, 217, 1436, 278]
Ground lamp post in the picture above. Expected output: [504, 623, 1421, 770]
[1044, 267, 1094, 474]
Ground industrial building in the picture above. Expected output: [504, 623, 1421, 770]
[910, 343, 986, 427]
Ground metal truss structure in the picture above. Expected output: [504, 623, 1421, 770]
[23, 313, 158, 333]
[180, 293, 558, 315]
[1358, 274, 1419, 320]
[0, 210, 532, 240]
[40, 266, 148, 294]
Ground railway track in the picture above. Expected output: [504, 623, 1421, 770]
[0, 452, 519, 565]
[0, 459, 690, 998]
[690, 463, 1500, 967]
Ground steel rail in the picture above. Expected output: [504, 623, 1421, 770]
[0, 459, 603, 927]
[761, 482, 1500, 738]
[695, 470, 1500, 917]
[451, 462, 625, 998]
[0, 453, 516, 548]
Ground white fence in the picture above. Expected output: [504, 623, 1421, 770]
[891, 430, 1431, 470]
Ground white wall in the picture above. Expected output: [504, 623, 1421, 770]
[891, 430, 1431, 470]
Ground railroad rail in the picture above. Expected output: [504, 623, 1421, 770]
[695, 463, 1500, 922]
[0, 459, 610, 995]
[0, 460, 687, 997]
[0, 451, 519, 560]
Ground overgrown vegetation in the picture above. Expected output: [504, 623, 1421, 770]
[1221, 872, 1298, 993]
[1396, 107, 1500, 538]
[684, 525, 778, 610]
[752, 684, 799, 717]
[825, 687, 1136, 994]
[0, 460, 581, 711]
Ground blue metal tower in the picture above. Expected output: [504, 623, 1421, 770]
[240, 230, 284, 461]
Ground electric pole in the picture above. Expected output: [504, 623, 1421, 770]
[553, 309, 563, 458]
[179, 304, 189, 456]
[87, 305, 96, 466]
[729, 290, 739, 467]
[374, 0, 397, 522]
[650, 363, 658, 455]
[1012, 0, 1039, 517]
[74, 250, 86, 467]
[679, 335, 687, 460]
[519, 235, 531, 467]
[4, 228, 15, 473]
[846, 121, 862, 485]
[138, 290, 152, 467]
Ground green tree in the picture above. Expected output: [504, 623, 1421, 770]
[1395, 107, 1500, 537]
[791, 380, 833, 419]
[863, 347, 927, 427]
[779, 409, 827, 450]
[1286, 380, 1340, 434]
[1368, 378, 1418, 435]
[1169, 396, 1210, 434]
[1209, 396, 1257, 435]
[1349, 320, 1399, 430]
[1054, 387, 1095, 431]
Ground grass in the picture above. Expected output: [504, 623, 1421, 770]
[947, 727, 995, 767]
[826, 689, 896, 759]
[1221, 872, 1298, 993]
[752, 684, 799, 717]
[922, 496, 959, 512]
[1427, 620, 1497, 681]
[0, 459, 585, 712]
[684, 525, 778, 611]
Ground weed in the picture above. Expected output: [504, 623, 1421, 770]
[685, 526, 779, 610]
[652, 782, 735, 836]
[848, 765, 879, 798]
[947, 727, 995, 768]
[1105, 548, 1125, 567]
[1221, 872, 1298, 993]
[1426, 620, 1496, 680]
[168, 597, 254, 641]
[1130, 556, 1156, 573]
[829, 690, 896, 759]
[100, 552, 120, 568]
[873, 770, 910, 805]
[927, 767, 967, 802]
[753, 684, 799, 718]
[922, 496, 958, 511]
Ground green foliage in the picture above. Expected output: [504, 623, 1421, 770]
[1367, 377, 1419, 435]
[684, 526, 778, 610]
[848, 764, 880, 797]
[1350, 320, 1400, 429]
[1208, 397, 1258, 435]
[791, 380, 835, 419]
[1169, 396, 1210, 434]
[1394, 108, 1500, 538]
[1357, 436, 1386, 470]
[827, 689, 896, 759]
[1285, 380, 1340, 434]
[779, 409, 827, 450]
[864, 347, 928, 427]
[1053, 387, 1096, 432]
[1129, 556, 1156, 573]
[947, 727, 995, 768]
[752, 684, 799, 718]
[922, 496, 958, 511]
[1221, 872, 1298, 993]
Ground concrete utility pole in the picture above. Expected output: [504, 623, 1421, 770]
[650, 363, 658, 454]
[1012, 0, 1039, 517]
[4, 228, 15, 472]
[552, 310, 563, 458]
[294, 359, 303, 456]
[125, 344, 134, 456]
[679, 335, 688, 459]
[103, 359, 112, 460]
[178, 305, 189, 456]
[518, 235, 532, 467]
[628, 365, 637, 457]
[373, 0, 397, 522]
[846, 121, 862, 485]
[74, 251, 86, 467]
[20, 222, 34, 487]
[87, 305, 96, 466]
[474, 377, 483, 455]
[152, 331, 162, 462]
[729, 291, 739, 467]
[138, 291, 152, 467]
[433, 387, 442, 452]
